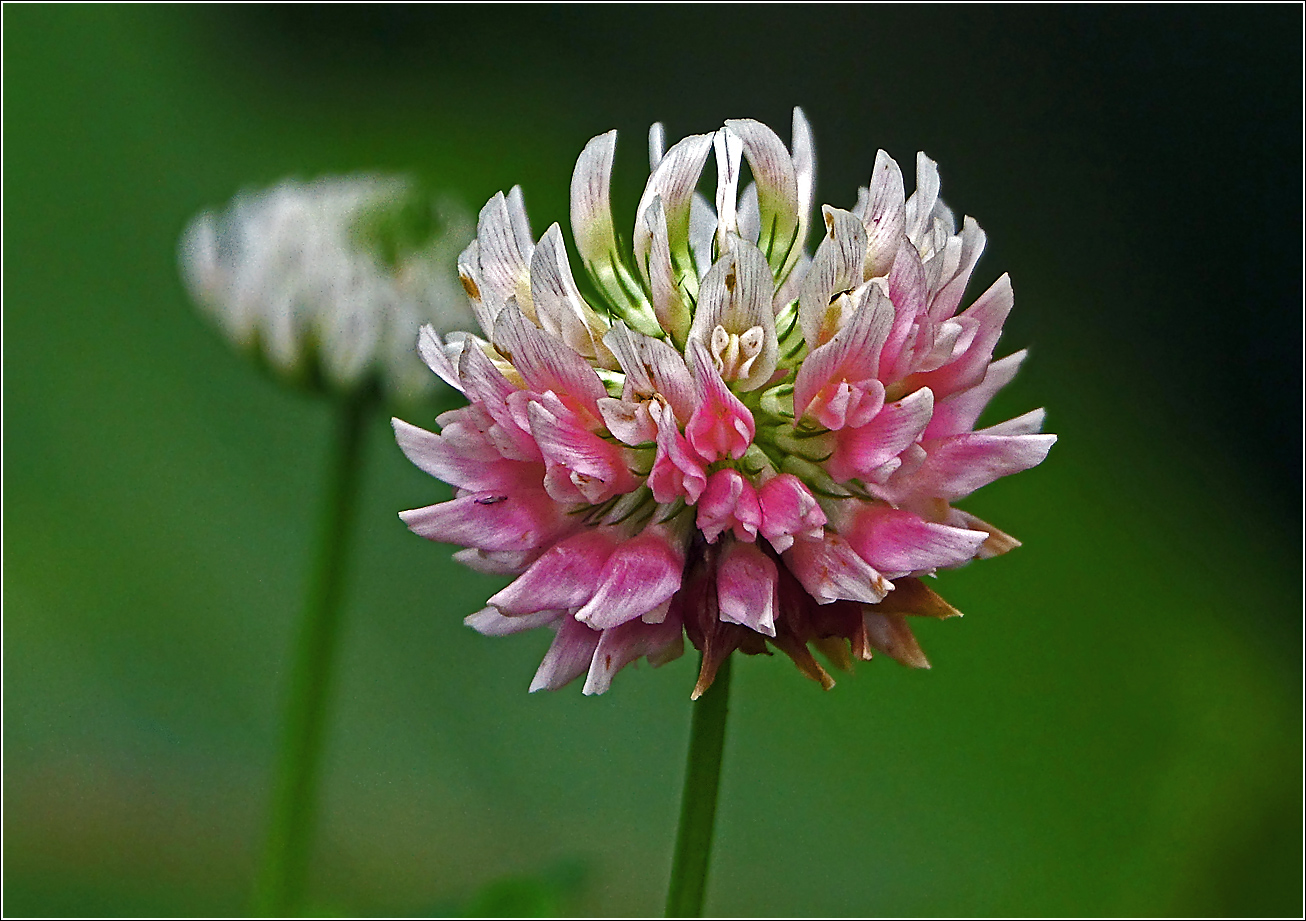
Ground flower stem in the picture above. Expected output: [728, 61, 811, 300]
[255, 384, 376, 916]
[666, 653, 733, 918]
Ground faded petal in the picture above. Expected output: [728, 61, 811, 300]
[582, 615, 685, 695]
[862, 611, 930, 668]
[530, 614, 602, 692]
[717, 540, 779, 636]
[783, 531, 892, 605]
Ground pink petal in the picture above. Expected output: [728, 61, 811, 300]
[825, 387, 934, 483]
[452, 548, 539, 575]
[717, 540, 779, 636]
[648, 403, 708, 504]
[435, 404, 505, 462]
[783, 531, 892, 605]
[910, 273, 1013, 397]
[582, 615, 686, 695]
[910, 432, 1057, 500]
[465, 606, 561, 637]
[793, 282, 894, 421]
[399, 489, 569, 552]
[685, 339, 755, 461]
[575, 529, 687, 630]
[492, 303, 608, 421]
[392, 418, 534, 493]
[843, 504, 988, 576]
[696, 468, 762, 543]
[487, 529, 618, 615]
[878, 242, 930, 380]
[457, 343, 541, 462]
[924, 349, 1027, 439]
[978, 408, 1046, 437]
[526, 398, 640, 505]
[757, 474, 827, 553]
[529, 614, 602, 692]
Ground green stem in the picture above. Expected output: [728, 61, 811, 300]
[255, 385, 375, 916]
[666, 653, 733, 918]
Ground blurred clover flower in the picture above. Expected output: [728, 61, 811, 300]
[396, 110, 1055, 698]
[178, 176, 474, 913]
[181, 175, 474, 401]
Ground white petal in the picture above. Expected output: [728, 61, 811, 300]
[724, 117, 802, 276]
[642, 198, 692, 342]
[713, 127, 744, 253]
[863, 150, 907, 278]
[648, 122, 666, 170]
[529, 223, 612, 365]
[798, 206, 869, 348]
[904, 152, 941, 247]
[570, 130, 648, 315]
[633, 132, 714, 286]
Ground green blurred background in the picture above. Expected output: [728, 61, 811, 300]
[5, 6, 1301, 917]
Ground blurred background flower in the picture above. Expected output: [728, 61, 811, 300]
[180, 175, 473, 400]
[4, 6, 1300, 917]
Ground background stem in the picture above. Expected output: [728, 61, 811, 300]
[666, 653, 733, 918]
[255, 385, 375, 916]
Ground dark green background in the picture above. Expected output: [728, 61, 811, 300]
[5, 6, 1301, 917]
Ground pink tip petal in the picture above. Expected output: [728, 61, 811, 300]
[399, 490, 570, 552]
[911, 432, 1057, 501]
[575, 530, 687, 630]
[825, 387, 934, 483]
[685, 339, 755, 461]
[696, 469, 762, 543]
[392, 418, 535, 493]
[843, 504, 988, 576]
[526, 398, 640, 504]
[757, 474, 827, 552]
[647, 403, 708, 504]
[487, 529, 619, 615]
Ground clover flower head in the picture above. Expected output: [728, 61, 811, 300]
[180, 175, 474, 400]
[396, 110, 1055, 696]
